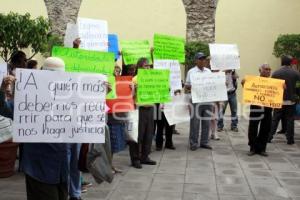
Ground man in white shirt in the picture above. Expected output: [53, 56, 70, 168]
[185, 52, 213, 151]
[217, 70, 239, 132]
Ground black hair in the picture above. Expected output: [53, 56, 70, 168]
[10, 51, 26, 64]
[281, 55, 292, 66]
[136, 57, 149, 68]
[27, 60, 38, 69]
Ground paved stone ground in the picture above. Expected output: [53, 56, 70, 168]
[1, 118, 300, 200]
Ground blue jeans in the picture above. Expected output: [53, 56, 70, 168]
[218, 92, 238, 129]
[189, 103, 212, 147]
[67, 143, 81, 198]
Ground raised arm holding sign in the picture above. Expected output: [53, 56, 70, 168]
[153, 33, 185, 63]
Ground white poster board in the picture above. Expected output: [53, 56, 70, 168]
[163, 94, 190, 125]
[77, 18, 108, 51]
[13, 69, 107, 143]
[64, 23, 79, 48]
[154, 59, 182, 93]
[0, 63, 7, 85]
[191, 72, 228, 103]
[209, 44, 240, 70]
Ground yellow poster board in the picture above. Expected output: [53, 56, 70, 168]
[243, 75, 285, 108]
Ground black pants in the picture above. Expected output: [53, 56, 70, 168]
[269, 105, 295, 142]
[279, 113, 287, 132]
[248, 105, 272, 153]
[156, 112, 174, 148]
[26, 175, 68, 200]
[129, 107, 154, 163]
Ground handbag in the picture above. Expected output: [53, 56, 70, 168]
[126, 110, 139, 142]
[86, 126, 113, 184]
[0, 115, 12, 143]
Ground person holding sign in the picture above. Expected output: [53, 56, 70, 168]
[185, 52, 213, 151]
[21, 57, 70, 200]
[128, 58, 157, 169]
[155, 90, 181, 151]
[242, 64, 272, 156]
[268, 56, 300, 145]
[217, 70, 239, 132]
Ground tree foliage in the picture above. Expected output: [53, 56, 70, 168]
[273, 34, 300, 60]
[0, 12, 62, 62]
[185, 41, 209, 69]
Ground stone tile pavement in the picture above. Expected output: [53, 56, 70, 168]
[1, 118, 300, 200]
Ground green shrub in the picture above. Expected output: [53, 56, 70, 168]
[273, 34, 300, 60]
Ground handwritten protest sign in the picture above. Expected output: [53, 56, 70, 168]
[163, 94, 190, 125]
[137, 69, 171, 104]
[13, 69, 107, 143]
[191, 72, 227, 103]
[0, 63, 7, 85]
[52, 46, 116, 99]
[106, 76, 134, 113]
[153, 34, 185, 63]
[52, 46, 114, 74]
[77, 18, 108, 51]
[209, 44, 240, 70]
[108, 34, 120, 60]
[64, 23, 79, 48]
[121, 40, 152, 65]
[154, 59, 182, 93]
[243, 75, 284, 108]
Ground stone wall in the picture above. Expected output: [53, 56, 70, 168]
[182, 0, 217, 43]
[44, 0, 82, 36]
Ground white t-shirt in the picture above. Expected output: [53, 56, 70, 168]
[185, 66, 211, 86]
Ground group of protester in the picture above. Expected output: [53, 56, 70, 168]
[1, 36, 300, 200]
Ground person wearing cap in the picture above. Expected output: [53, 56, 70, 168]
[268, 55, 300, 145]
[242, 64, 272, 156]
[22, 57, 69, 200]
[185, 52, 213, 151]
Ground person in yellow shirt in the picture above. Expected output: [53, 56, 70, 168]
[128, 57, 156, 169]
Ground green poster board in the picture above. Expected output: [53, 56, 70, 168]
[121, 40, 152, 65]
[52, 46, 116, 99]
[153, 33, 185, 63]
[137, 69, 171, 104]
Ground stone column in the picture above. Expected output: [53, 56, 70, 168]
[44, 0, 82, 37]
[182, 0, 218, 43]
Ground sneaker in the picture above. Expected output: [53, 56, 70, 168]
[141, 158, 156, 165]
[211, 134, 220, 140]
[81, 186, 87, 193]
[200, 144, 213, 150]
[231, 127, 238, 132]
[112, 166, 123, 174]
[81, 181, 92, 188]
